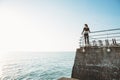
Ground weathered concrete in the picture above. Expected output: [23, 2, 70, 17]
[72, 46, 120, 80]
[58, 77, 78, 80]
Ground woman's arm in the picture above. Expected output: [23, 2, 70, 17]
[81, 28, 84, 34]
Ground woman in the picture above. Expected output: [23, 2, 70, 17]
[82, 24, 90, 45]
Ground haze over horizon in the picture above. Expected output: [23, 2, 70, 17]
[0, 0, 120, 52]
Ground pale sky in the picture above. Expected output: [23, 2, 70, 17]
[0, 0, 120, 52]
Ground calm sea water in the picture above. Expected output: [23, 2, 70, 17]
[0, 52, 75, 80]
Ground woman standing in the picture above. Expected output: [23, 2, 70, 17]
[82, 24, 90, 45]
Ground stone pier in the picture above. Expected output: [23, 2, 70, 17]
[71, 46, 120, 80]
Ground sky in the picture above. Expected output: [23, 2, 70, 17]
[0, 0, 120, 52]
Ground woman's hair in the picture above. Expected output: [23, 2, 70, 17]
[85, 24, 88, 27]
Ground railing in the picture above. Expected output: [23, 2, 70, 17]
[79, 28, 120, 47]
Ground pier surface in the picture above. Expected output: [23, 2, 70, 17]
[72, 46, 120, 80]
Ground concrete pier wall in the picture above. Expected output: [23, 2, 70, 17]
[71, 46, 120, 80]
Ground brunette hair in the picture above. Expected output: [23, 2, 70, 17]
[85, 24, 88, 27]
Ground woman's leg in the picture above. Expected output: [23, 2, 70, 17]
[87, 35, 89, 44]
[84, 34, 87, 44]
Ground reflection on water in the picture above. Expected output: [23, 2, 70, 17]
[0, 52, 75, 80]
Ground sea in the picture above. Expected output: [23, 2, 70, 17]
[0, 52, 75, 80]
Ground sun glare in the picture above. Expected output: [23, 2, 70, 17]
[0, 7, 63, 52]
